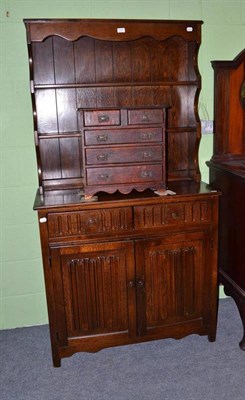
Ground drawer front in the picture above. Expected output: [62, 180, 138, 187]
[85, 145, 163, 165]
[86, 165, 163, 186]
[128, 109, 164, 125]
[84, 127, 163, 145]
[48, 207, 132, 238]
[84, 110, 120, 126]
[134, 201, 212, 229]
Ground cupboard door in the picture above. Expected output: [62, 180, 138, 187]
[135, 231, 208, 337]
[51, 241, 136, 343]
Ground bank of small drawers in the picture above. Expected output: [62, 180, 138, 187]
[80, 107, 166, 199]
[47, 200, 211, 238]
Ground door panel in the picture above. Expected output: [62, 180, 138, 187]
[51, 241, 136, 341]
[135, 232, 207, 336]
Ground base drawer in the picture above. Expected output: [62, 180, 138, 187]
[134, 201, 212, 229]
[47, 207, 133, 238]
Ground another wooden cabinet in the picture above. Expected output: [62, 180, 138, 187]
[24, 19, 220, 366]
[207, 49, 245, 350]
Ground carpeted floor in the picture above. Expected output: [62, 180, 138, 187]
[0, 298, 244, 400]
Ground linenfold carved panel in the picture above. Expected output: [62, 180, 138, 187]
[62, 254, 129, 337]
[145, 243, 202, 326]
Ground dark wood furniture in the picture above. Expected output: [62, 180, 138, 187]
[207, 49, 245, 350]
[24, 19, 220, 366]
[79, 106, 166, 199]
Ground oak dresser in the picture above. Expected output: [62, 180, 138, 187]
[24, 19, 220, 366]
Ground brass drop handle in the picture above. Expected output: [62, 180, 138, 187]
[97, 134, 108, 143]
[141, 170, 153, 178]
[87, 217, 96, 226]
[128, 279, 144, 288]
[98, 174, 109, 180]
[140, 132, 153, 140]
[142, 114, 149, 122]
[97, 153, 109, 161]
[171, 212, 178, 219]
[142, 151, 153, 159]
[98, 114, 109, 123]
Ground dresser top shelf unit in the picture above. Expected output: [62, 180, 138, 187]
[24, 18, 203, 194]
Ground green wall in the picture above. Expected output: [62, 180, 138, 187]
[0, 0, 244, 329]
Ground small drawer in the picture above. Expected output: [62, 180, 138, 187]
[83, 110, 120, 126]
[128, 109, 164, 125]
[85, 145, 163, 165]
[48, 208, 132, 238]
[86, 165, 163, 186]
[134, 203, 185, 229]
[84, 127, 163, 145]
[134, 201, 211, 229]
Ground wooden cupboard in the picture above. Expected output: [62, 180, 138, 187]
[24, 19, 220, 366]
[36, 185, 219, 366]
[207, 49, 245, 350]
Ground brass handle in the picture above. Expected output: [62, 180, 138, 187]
[98, 114, 109, 123]
[142, 151, 153, 159]
[141, 170, 153, 178]
[171, 212, 178, 219]
[98, 174, 109, 180]
[128, 279, 144, 288]
[97, 134, 108, 143]
[142, 114, 149, 122]
[140, 132, 153, 140]
[137, 279, 144, 288]
[97, 153, 109, 161]
[87, 217, 96, 226]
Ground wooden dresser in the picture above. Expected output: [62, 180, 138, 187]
[24, 19, 220, 366]
[207, 49, 245, 350]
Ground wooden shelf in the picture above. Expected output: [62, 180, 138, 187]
[38, 132, 81, 139]
[34, 81, 199, 90]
